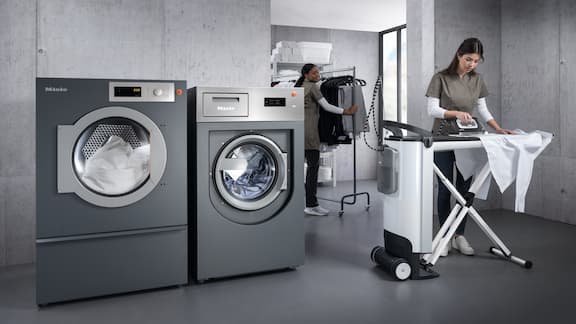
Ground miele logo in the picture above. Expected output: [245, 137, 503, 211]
[217, 106, 236, 111]
[45, 86, 68, 93]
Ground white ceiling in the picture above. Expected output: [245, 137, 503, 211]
[271, 0, 406, 32]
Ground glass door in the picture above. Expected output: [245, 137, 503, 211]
[214, 134, 287, 212]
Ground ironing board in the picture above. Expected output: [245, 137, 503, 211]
[423, 137, 533, 268]
[375, 121, 552, 280]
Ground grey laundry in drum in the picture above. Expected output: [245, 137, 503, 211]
[222, 144, 276, 200]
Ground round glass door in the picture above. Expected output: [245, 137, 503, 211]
[214, 134, 287, 211]
[73, 117, 151, 196]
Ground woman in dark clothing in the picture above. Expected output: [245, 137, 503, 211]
[295, 64, 357, 216]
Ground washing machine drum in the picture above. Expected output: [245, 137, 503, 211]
[58, 107, 167, 208]
[214, 134, 288, 213]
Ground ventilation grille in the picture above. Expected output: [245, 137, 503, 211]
[81, 124, 142, 160]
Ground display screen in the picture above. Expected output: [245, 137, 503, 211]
[114, 87, 142, 97]
[264, 97, 286, 107]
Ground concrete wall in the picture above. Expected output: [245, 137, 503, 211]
[272, 25, 380, 181]
[406, 0, 435, 130]
[501, 0, 576, 224]
[0, 0, 37, 267]
[0, 0, 270, 266]
[37, 0, 270, 86]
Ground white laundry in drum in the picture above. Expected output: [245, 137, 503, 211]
[82, 135, 150, 195]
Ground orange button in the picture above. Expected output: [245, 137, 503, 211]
[176, 89, 183, 96]
[291, 91, 297, 97]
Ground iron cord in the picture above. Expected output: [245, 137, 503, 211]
[363, 75, 384, 151]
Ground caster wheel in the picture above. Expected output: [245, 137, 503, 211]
[338, 211, 344, 217]
[365, 205, 370, 211]
[371, 246, 411, 281]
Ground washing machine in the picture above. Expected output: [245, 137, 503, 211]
[189, 86, 304, 281]
[36, 78, 188, 305]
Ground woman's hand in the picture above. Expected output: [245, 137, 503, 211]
[456, 111, 473, 123]
[343, 104, 358, 115]
[495, 128, 515, 135]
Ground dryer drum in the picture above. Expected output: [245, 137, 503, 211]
[73, 117, 151, 196]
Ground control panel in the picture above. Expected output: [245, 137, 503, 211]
[109, 82, 175, 102]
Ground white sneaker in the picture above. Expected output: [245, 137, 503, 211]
[304, 206, 329, 216]
[452, 235, 475, 256]
[315, 205, 330, 214]
[439, 241, 451, 257]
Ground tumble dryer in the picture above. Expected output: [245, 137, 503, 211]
[189, 87, 304, 281]
[36, 78, 188, 304]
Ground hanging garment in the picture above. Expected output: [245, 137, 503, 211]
[319, 76, 366, 145]
[338, 85, 368, 135]
[321, 76, 355, 104]
[319, 76, 352, 145]
[453, 130, 553, 212]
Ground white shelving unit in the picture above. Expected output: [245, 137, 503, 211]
[270, 41, 334, 78]
[271, 61, 332, 79]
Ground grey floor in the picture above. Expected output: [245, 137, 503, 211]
[2, 180, 576, 324]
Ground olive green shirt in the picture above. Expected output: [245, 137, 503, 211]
[425, 72, 488, 133]
[303, 79, 324, 150]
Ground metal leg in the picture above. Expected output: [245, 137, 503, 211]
[427, 161, 532, 269]
[467, 207, 511, 256]
[425, 206, 469, 266]
[338, 192, 370, 217]
[489, 247, 533, 269]
[423, 204, 461, 263]
[431, 204, 461, 253]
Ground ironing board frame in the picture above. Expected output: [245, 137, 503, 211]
[422, 140, 532, 269]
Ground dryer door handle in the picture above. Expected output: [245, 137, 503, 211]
[281, 153, 288, 191]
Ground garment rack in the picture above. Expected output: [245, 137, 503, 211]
[273, 66, 370, 216]
[271, 67, 360, 81]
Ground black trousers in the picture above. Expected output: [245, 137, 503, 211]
[434, 151, 472, 236]
[305, 149, 320, 208]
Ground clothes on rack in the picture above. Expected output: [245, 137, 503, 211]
[317, 112, 350, 145]
[319, 76, 366, 145]
[320, 76, 359, 104]
[319, 77, 350, 145]
[339, 85, 368, 135]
